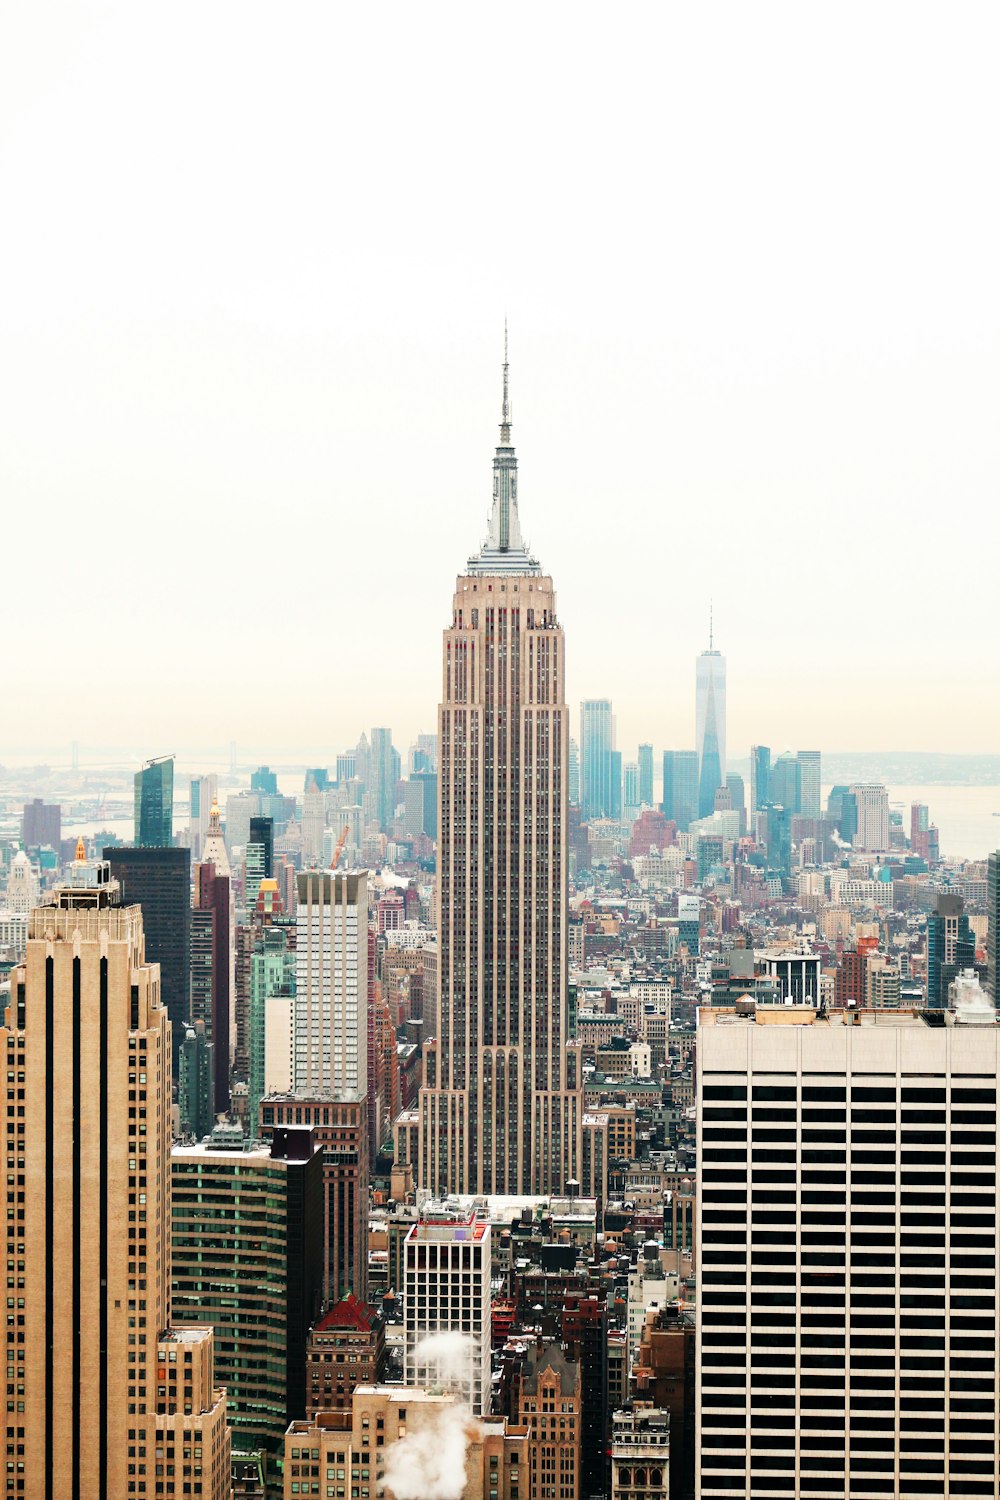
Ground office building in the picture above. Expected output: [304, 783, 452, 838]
[251, 765, 278, 796]
[201, 797, 231, 877]
[403, 1212, 491, 1416]
[850, 781, 890, 851]
[305, 1295, 386, 1415]
[797, 749, 822, 821]
[247, 918, 296, 1134]
[5, 851, 36, 915]
[581, 699, 614, 822]
[697, 1003, 1000, 1500]
[662, 751, 699, 833]
[134, 755, 174, 846]
[610, 747, 623, 820]
[768, 751, 800, 815]
[245, 815, 273, 914]
[638, 743, 654, 809]
[370, 727, 396, 830]
[105, 845, 191, 1067]
[20, 798, 60, 851]
[172, 1126, 323, 1464]
[418, 348, 584, 1195]
[926, 890, 976, 1009]
[568, 737, 581, 805]
[179, 1018, 215, 1140]
[563, 1292, 609, 1498]
[826, 784, 858, 843]
[295, 870, 368, 1098]
[187, 773, 217, 860]
[260, 1094, 369, 1305]
[749, 745, 770, 816]
[7, 851, 229, 1500]
[624, 761, 641, 822]
[193, 859, 231, 1111]
[696, 629, 726, 819]
[284, 1386, 528, 1500]
[404, 771, 437, 840]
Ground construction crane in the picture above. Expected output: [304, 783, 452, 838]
[330, 824, 350, 871]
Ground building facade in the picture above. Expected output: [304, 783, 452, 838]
[295, 871, 368, 1099]
[418, 351, 583, 1196]
[697, 1005, 1000, 1499]
[403, 1213, 491, 1416]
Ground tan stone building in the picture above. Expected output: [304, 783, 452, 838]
[5, 853, 229, 1500]
[419, 349, 584, 1195]
[517, 1342, 582, 1500]
[283, 1386, 528, 1500]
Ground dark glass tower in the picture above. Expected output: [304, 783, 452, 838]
[105, 845, 191, 1065]
[134, 756, 174, 846]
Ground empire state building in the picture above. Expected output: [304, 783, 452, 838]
[418, 344, 584, 1195]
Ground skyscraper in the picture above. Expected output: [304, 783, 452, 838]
[797, 749, 822, 820]
[418, 344, 584, 1195]
[749, 744, 770, 816]
[568, 737, 581, 805]
[769, 750, 801, 815]
[20, 798, 60, 851]
[662, 750, 699, 833]
[850, 781, 890, 851]
[294, 871, 368, 1098]
[623, 761, 640, 821]
[697, 1003, 1000, 1500]
[7, 851, 230, 1499]
[926, 890, 976, 1008]
[638, 742, 654, 808]
[580, 699, 614, 822]
[370, 727, 396, 830]
[105, 845, 191, 1067]
[193, 859, 231, 1111]
[187, 773, 217, 860]
[695, 622, 726, 819]
[133, 755, 174, 846]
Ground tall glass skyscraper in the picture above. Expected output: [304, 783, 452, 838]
[134, 755, 174, 846]
[662, 750, 699, 832]
[797, 749, 822, 820]
[580, 700, 613, 822]
[696, 637, 726, 820]
[638, 743, 654, 808]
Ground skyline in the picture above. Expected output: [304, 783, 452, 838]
[3, 4, 999, 756]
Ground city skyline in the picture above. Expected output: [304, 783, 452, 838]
[3, 7, 998, 756]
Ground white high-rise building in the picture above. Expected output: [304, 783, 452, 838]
[797, 749, 822, 820]
[850, 781, 890, 851]
[188, 773, 218, 859]
[697, 1003, 1000, 1500]
[294, 870, 368, 1098]
[403, 1211, 492, 1416]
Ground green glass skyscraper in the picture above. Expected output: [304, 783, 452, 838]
[134, 755, 174, 846]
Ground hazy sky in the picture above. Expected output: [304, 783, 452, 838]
[2, 3, 998, 765]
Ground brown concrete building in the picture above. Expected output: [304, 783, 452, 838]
[284, 1386, 528, 1500]
[259, 1092, 369, 1304]
[418, 350, 584, 1195]
[306, 1295, 386, 1416]
[6, 854, 229, 1500]
[517, 1342, 582, 1500]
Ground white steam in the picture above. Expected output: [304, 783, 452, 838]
[381, 1399, 477, 1500]
[384, 1332, 482, 1499]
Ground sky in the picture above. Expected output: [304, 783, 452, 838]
[2, 2, 998, 766]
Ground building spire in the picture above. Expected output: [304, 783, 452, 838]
[500, 318, 511, 446]
[709, 598, 713, 651]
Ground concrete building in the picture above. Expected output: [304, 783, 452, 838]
[171, 1126, 324, 1466]
[403, 1211, 491, 1416]
[611, 1406, 670, 1500]
[697, 1003, 1000, 1500]
[849, 781, 890, 851]
[6, 852, 229, 1500]
[418, 348, 584, 1196]
[295, 870, 368, 1099]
